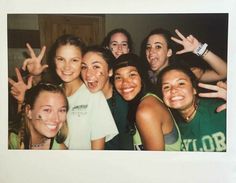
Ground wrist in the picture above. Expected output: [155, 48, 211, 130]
[193, 42, 208, 56]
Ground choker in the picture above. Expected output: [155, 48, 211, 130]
[30, 137, 48, 148]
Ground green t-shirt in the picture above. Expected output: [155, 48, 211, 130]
[105, 89, 134, 150]
[9, 132, 62, 150]
[178, 98, 226, 152]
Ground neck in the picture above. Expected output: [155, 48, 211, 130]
[154, 60, 169, 74]
[102, 81, 113, 99]
[29, 123, 50, 149]
[180, 100, 198, 122]
[63, 78, 83, 97]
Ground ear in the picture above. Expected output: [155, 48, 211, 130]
[193, 88, 197, 95]
[108, 69, 113, 77]
[167, 48, 173, 57]
[25, 105, 32, 120]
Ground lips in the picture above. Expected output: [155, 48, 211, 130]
[45, 124, 58, 131]
[170, 95, 184, 101]
[86, 80, 99, 91]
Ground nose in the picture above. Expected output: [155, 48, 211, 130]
[47, 110, 60, 123]
[117, 44, 122, 51]
[85, 68, 96, 78]
[170, 86, 178, 94]
[63, 61, 71, 70]
[121, 77, 131, 86]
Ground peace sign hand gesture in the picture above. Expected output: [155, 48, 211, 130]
[8, 67, 33, 104]
[171, 29, 200, 54]
[198, 81, 227, 112]
[22, 43, 48, 76]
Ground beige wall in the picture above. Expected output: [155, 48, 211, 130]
[8, 14, 228, 77]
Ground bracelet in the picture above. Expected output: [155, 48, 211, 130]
[202, 49, 209, 58]
[193, 43, 208, 56]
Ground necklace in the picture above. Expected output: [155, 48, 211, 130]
[30, 137, 48, 148]
[184, 104, 198, 122]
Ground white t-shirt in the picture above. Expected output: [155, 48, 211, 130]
[65, 84, 118, 150]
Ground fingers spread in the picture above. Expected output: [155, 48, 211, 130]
[26, 43, 36, 58]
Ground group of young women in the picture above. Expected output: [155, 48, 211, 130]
[8, 26, 227, 152]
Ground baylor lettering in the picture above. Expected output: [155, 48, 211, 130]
[182, 131, 226, 151]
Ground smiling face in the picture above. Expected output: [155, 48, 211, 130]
[55, 44, 82, 83]
[114, 66, 142, 101]
[146, 34, 172, 72]
[109, 32, 130, 58]
[161, 69, 197, 111]
[27, 91, 67, 138]
[81, 51, 112, 93]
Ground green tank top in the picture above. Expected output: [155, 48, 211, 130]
[9, 132, 62, 150]
[133, 93, 182, 151]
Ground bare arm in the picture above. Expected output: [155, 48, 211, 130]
[135, 97, 167, 151]
[171, 29, 227, 82]
[91, 137, 105, 150]
[198, 81, 227, 112]
[8, 68, 33, 112]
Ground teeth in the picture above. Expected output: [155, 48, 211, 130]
[171, 96, 184, 101]
[122, 88, 133, 93]
[46, 124, 57, 130]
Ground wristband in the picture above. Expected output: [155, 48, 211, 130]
[19, 67, 29, 77]
[194, 43, 208, 56]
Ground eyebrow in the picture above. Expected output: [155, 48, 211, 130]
[110, 41, 128, 43]
[146, 41, 164, 45]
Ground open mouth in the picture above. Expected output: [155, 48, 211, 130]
[45, 124, 58, 131]
[87, 80, 98, 90]
[170, 95, 184, 102]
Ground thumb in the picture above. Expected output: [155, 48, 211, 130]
[27, 76, 33, 89]
[216, 104, 226, 113]
[41, 64, 49, 72]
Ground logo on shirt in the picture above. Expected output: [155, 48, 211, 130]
[71, 105, 88, 117]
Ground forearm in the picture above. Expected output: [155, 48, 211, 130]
[91, 138, 105, 150]
[201, 50, 227, 81]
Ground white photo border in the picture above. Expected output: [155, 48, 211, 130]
[1, 0, 236, 183]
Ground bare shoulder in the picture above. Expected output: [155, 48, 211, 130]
[136, 95, 168, 121]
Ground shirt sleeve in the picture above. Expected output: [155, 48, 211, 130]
[89, 91, 118, 142]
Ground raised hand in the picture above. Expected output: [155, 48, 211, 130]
[8, 67, 33, 104]
[198, 81, 227, 112]
[22, 43, 48, 76]
[171, 29, 200, 54]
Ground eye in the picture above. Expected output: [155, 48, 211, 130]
[130, 72, 137, 77]
[55, 57, 64, 62]
[93, 65, 101, 69]
[72, 58, 80, 62]
[43, 108, 52, 113]
[162, 85, 170, 91]
[111, 43, 117, 47]
[122, 43, 128, 47]
[146, 45, 151, 51]
[178, 81, 186, 86]
[114, 75, 121, 81]
[81, 64, 87, 70]
[59, 107, 67, 113]
[155, 45, 162, 49]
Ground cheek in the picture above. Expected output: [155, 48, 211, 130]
[114, 80, 121, 90]
[162, 92, 171, 106]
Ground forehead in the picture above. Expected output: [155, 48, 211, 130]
[147, 34, 167, 44]
[56, 44, 82, 56]
[162, 69, 191, 82]
[34, 91, 65, 105]
[110, 32, 128, 41]
[115, 65, 138, 74]
[82, 51, 108, 65]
